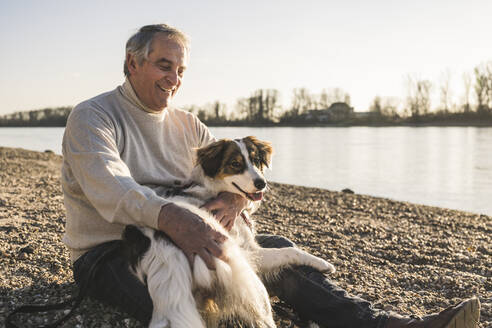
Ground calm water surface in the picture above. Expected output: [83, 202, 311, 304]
[1, 126, 491, 216]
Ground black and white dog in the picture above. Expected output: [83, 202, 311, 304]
[122, 136, 335, 328]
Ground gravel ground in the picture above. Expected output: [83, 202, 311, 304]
[0, 147, 490, 327]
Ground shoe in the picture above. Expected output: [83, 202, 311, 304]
[385, 297, 480, 328]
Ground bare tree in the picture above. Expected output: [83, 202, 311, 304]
[235, 97, 249, 120]
[439, 69, 452, 113]
[236, 89, 279, 122]
[380, 97, 400, 118]
[370, 96, 400, 120]
[489, 62, 492, 109]
[291, 88, 313, 116]
[462, 72, 472, 113]
[370, 96, 383, 117]
[319, 89, 329, 109]
[474, 64, 489, 113]
[263, 89, 279, 120]
[325, 88, 351, 106]
[405, 75, 432, 118]
[212, 101, 227, 121]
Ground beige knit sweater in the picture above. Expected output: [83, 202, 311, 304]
[61, 79, 214, 262]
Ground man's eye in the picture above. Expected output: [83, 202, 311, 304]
[159, 66, 171, 71]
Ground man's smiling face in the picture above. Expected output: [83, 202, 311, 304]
[127, 33, 188, 112]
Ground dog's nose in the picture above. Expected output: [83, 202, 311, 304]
[254, 179, 266, 190]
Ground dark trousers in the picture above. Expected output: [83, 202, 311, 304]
[73, 235, 388, 328]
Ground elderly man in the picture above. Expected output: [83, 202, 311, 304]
[62, 24, 480, 328]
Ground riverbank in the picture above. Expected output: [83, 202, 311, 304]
[0, 147, 490, 327]
[3, 120, 492, 128]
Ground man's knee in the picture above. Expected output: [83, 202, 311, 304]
[256, 234, 296, 248]
[71, 241, 153, 325]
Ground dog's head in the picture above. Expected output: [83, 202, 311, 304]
[195, 136, 273, 201]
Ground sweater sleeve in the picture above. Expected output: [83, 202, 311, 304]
[62, 105, 168, 229]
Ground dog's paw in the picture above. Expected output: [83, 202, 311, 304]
[310, 256, 336, 274]
[149, 317, 170, 328]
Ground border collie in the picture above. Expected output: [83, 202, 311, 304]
[122, 136, 335, 328]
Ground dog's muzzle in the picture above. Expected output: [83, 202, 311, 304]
[232, 182, 264, 201]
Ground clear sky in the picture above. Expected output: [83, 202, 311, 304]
[0, 0, 491, 116]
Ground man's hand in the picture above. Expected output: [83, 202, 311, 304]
[157, 203, 228, 270]
[201, 192, 249, 231]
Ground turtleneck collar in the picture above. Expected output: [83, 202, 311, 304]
[121, 78, 167, 115]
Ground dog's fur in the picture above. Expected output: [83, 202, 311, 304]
[122, 136, 335, 328]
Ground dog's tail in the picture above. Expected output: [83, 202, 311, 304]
[193, 241, 276, 327]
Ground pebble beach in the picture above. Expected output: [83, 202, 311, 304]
[0, 147, 490, 327]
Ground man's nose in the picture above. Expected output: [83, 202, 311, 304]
[165, 71, 179, 86]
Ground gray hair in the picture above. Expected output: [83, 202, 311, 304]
[124, 24, 189, 77]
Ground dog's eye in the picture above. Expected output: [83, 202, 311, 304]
[230, 161, 241, 168]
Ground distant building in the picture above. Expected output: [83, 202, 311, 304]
[303, 102, 354, 122]
[327, 102, 354, 121]
[353, 111, 372, 119]
[304, 109, 330, 122]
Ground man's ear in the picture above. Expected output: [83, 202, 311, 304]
[245, 136, 273, 168]
[196, 139, 228, 177]
[126, 53, 139, 75]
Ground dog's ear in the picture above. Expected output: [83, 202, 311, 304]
[244, 136, 273, 168]
[196, 139, 228, 177]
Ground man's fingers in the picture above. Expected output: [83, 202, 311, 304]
[201, 202, 213, 210]
[217, 213, 227, 225]
[198, 249, 216, 270]
[185, 252, 195, 269]
[225, 220, 233, 231]
[212, 230, 227, 244]
[220, 216, 232, 230]
[201, 198, 223, 211]
[206, 239, 228, 263]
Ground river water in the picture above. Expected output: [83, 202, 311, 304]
[1, 126, 491, 216]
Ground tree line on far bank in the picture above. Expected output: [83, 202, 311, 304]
[1, 61, 491, 127]
[0, 107, 71, 127]
[188, 60, 492, 126]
